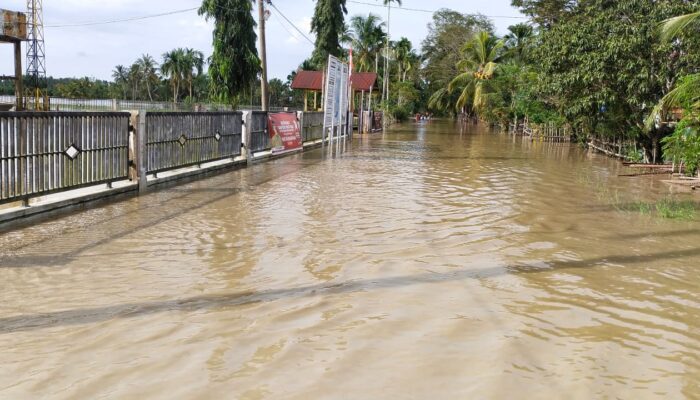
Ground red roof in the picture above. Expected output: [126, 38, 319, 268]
[290, 70, 324, 91]
[290, 70, 377, 92]
[351, 73, 378, 92]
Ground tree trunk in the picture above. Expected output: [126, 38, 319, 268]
[147, 80, 153, 101]
[173, 80, 179, 104]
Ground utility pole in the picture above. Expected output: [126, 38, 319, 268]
[382, 1, 391, 130]
[258, 0, 269, 111]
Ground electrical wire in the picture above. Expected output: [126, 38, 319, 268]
[267, 2, 315, 45]
[44, 3, 252, 28]
[346, 0, 527, 19]
[44, 7, 199, 28]
[270, 13, 314, 47]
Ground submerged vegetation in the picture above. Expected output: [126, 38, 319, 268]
[623, 198, 697, 220]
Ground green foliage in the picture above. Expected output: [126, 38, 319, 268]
[348, 13, 385, 72]
[662, 119, 700, 174]
[421, 9, 493, 113]
[311, 0, 348, 66]
[54, 77, 111, 99]
[511, 0, 576, 27]
[660, 10, 700, 43]
[532, 0, 700, 157]
[199, 0, 260, 106]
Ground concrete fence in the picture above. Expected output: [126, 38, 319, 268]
[301, 112, 324, 142]
[0, 110, 334, 222]
[144, 112, 243, 175]
[0, 111, 130, 206]
[247, 111, 270, 154]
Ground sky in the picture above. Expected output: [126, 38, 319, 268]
[1, 0, 525, 82]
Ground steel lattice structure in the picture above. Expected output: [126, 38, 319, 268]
[25, 0, 47, 110]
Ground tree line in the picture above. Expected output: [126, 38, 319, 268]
[424, 0, 700, 173]
[5, 0, 700, 173]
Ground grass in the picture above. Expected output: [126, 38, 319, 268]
[654, 197, 697, 220]
[620, 197, 697, 220]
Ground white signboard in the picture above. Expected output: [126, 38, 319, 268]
[323, 55, 350, 144]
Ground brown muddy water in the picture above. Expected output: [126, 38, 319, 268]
[1, 121, 699, 399]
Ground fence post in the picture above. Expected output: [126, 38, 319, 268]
[137, 112, 148, 193]
[242, 111, 253, 165]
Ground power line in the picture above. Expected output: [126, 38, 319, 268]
[270, 13, 313, 47]
[267, 2, 315, 46]
[43, 3, 253, 28]
[346, 0, 527, 19]
[44, 7, 199, 28]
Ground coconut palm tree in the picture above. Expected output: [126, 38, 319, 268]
[660, 10, 700, 42]
[161, 49, 186, 103]
[112, 65, 129, 100]
[448, 31, 505, 112]
[183, 48, 205, 100]
[393, 37, 412, 82]
[349, 14, 386, 73]
[127, 63, 142, 100]
[136, 54, 159, 101]
[645, 10, 700, 128]
[503, 23, 534, 62]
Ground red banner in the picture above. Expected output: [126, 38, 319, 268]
[268, 113, 302, 154]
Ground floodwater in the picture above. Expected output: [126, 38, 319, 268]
[1, 121, 699, 399]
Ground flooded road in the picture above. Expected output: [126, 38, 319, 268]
[1, 121, 699, 399]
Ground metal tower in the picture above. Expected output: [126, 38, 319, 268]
[26, 0, 47, 110]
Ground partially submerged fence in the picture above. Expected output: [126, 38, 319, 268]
[0, 112, 130, 205]
[301, 112, 324, 142]
[248, 111, 270, 153]
[0, 109, 334, 214]
[145, 112, 243, 174]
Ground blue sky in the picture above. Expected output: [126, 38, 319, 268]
[1, 0, 525, 82]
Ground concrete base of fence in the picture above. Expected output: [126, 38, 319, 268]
[0, 137, 346, 230]
[0, 182, 137, 228]
[145, 157, 248, 189]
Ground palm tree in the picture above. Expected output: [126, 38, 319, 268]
[645, 10, 700, 128]
[161, 49, 186, 103]
[340, 22, 353, 47]
[136, 54, 159, 101]
[660, 10, 700, 42]
[183, 48, 205, 100]
[112, 65, 129, 100]
[127, 63, 142, 100]
[393, 37, 412, 82]
[503, 23, 534, 62]
[448, 31, 505, 112]
[349, 14, 386, 73]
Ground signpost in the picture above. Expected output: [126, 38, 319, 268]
[322, 55, 350, 148]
